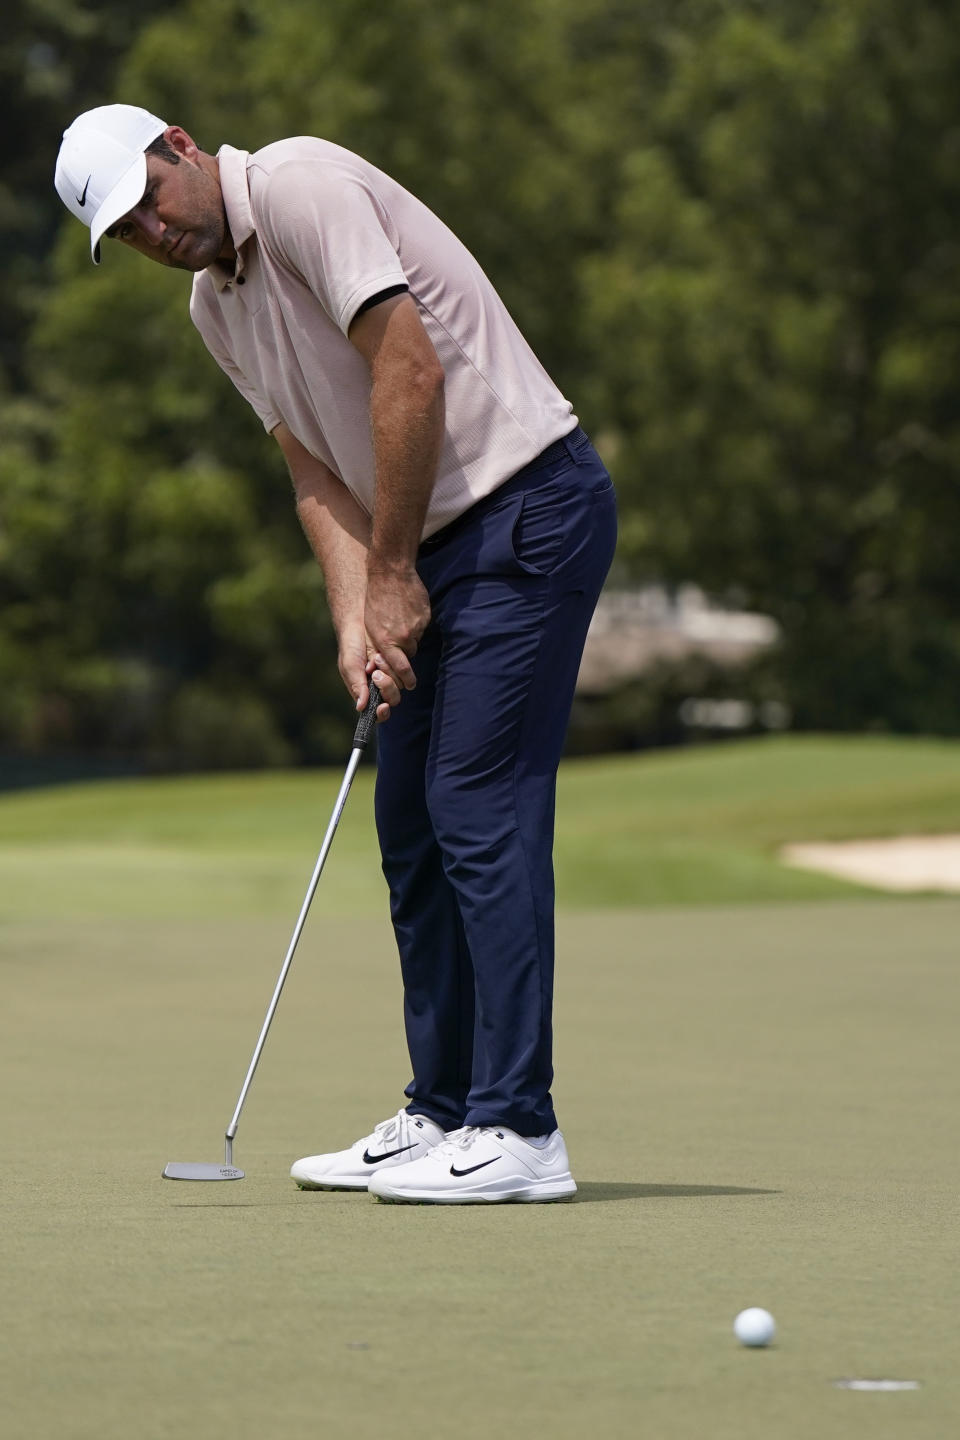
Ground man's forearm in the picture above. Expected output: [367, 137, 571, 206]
[296, 473, 370, 639]
[367, 367, 445, 572]
[274, 421, 402, 716]
[344, 293, 445, 682]
[349, 294, 446, 572]
[272, 422, 369, 635]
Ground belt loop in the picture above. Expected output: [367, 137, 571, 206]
[562, 426, 583, 463]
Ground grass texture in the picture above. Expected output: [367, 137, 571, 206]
[2, 903, 958, 1439]
[2, 736, 960, 1437]
[1, 734, 960, 920]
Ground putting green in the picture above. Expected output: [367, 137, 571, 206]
[3, 899, 958, 1438]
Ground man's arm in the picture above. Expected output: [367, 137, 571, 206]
[273, 422, 397, 719]
[348, 293, 446, 689]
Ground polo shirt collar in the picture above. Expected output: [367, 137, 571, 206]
[208, 144, 255, 292]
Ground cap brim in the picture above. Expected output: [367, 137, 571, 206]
[90, 153, 149, 264]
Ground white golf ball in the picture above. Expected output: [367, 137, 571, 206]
[733, 1307, 776, 1347]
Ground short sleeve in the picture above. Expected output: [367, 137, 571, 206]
[255, 159, 409, 333]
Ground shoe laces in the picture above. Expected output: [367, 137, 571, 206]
[432, 1125, 505, 1161]
[369, 1109, 420, 1147]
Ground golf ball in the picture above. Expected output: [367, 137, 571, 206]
[733, 1308, 776, 1347]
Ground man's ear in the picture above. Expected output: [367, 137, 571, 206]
[166, 126, 200, 163]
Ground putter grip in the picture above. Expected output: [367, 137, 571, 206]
[353, 681, 382, 750]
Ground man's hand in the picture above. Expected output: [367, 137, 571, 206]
[364, 560, 431, 692]
[337, 620, 403, 722]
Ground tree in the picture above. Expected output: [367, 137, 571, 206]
[3, 0, 611, 767]
[1, 0, 171, 386]
[581, 0, 960, 730]
[3, 0, 959, 770]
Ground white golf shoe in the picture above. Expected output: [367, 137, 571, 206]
[291, 1109, 447, 1190]
[368, 1125, 577, 1204]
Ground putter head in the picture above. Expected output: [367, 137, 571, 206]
[162, 1162, 245, 1181]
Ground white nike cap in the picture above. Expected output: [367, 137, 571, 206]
[55, 104, 167, 263]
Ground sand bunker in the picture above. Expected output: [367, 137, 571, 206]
[781, 835, 960, 893]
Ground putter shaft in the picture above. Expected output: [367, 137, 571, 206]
[162, 685, 380, 1181]
[225, 744, 364, 1150]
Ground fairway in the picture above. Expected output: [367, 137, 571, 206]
[2, 740, 959, 1437]
[3, 735, 960, 921]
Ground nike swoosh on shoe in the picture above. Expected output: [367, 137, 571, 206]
[449, 1158, 499, 1177]
[361, 1143, 417, 1165]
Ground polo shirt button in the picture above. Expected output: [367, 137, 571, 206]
[236, 275, 246, 285]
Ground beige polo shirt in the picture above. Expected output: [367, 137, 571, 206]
[190, 140, 576, 539]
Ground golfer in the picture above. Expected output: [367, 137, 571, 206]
[55, 105, 617, 1203]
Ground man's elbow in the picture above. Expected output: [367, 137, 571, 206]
[415, 353, 445, 412]
[390, 331, 445, 409]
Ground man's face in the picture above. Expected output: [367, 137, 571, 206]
[106, 140, 229, 271]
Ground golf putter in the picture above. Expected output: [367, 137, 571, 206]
[163, 682, 382, 1181]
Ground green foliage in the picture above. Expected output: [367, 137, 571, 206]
[581, 0, 960, 730]
[2, 0, 959, 772]
[0, 0, 171, 386]
[0, 231, 345, 765]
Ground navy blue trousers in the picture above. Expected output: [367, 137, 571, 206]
[374, 427, 617, 1136]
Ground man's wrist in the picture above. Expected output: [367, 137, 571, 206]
[368, 546, 418, 577]
[333, 614, 367, 647]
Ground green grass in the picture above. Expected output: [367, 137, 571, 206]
[3, 903, 958, 1439]
[1, 735, 960, 918]
[3, 736, 960, 1437]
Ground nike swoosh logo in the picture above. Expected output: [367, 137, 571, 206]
[450, 1157, 499, 1177]
[76, 176, 91, 207]
[362, 1143, 416, 1165]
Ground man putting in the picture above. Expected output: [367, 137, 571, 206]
[55, 104, 617, 1203]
